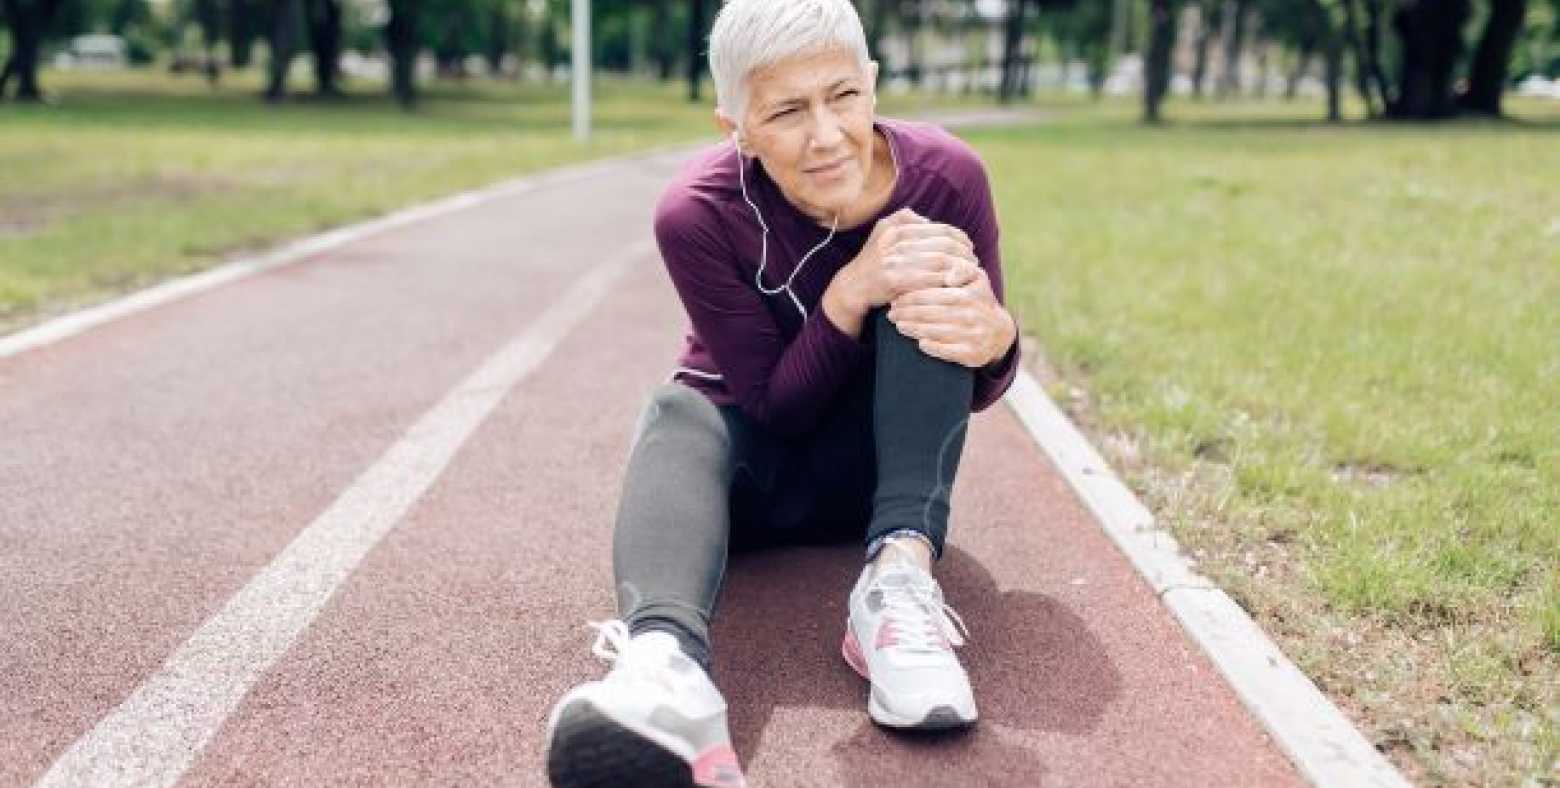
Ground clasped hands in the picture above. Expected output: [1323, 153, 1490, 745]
[841, 207, 1015, 369]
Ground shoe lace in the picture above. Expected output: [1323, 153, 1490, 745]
[585, 619, 677, 691]
[875, 572, 971, 653]
[587, 619, 633, 662]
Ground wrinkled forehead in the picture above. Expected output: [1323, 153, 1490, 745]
[745, 47, 868, 113]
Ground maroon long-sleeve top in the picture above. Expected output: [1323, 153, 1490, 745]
[654, 116, 1021, 437]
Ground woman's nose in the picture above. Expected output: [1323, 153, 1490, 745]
[808, 107, 846, 148]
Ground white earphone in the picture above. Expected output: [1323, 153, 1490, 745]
[732, 127, 839, 321]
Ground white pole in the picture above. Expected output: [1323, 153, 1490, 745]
[572, 0, 591, 142]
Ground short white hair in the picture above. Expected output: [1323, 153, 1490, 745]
[708, 0, 872, 128]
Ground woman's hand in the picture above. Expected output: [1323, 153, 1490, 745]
[886, 267, 1017, 369]
[839, 209, 984, 312]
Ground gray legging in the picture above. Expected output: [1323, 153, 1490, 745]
[612, 307, 973, 673]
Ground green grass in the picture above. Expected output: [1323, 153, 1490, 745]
[0, 67, 982, 330]
[965, 95, 1558, 784]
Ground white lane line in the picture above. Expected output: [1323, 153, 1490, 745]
[0, 144, 695, 361]
[1002, 371, 1409, 788]
[33, 239, 653, 788]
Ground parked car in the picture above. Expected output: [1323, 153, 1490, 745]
[52, 34, 129, 69]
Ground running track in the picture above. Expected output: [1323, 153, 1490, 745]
[1, 136, 1305, 786]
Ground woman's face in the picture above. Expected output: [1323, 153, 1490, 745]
[725, 47, 879, 225]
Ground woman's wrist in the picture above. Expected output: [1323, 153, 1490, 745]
[823, 271, 869, 340]
[984, 305, 1017, 368]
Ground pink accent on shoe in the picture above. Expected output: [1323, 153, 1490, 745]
[692, 743, 746, 788]
[874, 620, 900, 649]
[841, 629, 870, 679]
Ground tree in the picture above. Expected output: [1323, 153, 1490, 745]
[1216, 0, 1249, 97]
[307, 0, 343, 94]
[1388, 0, 1470, 118]
[647, 0, 676, 80]
[0, 0, 65, 101]
[1144, 0, 1180, 121]
[265, 0, 302, 100]
[193, 0, 222, 84]
[1459, 0, 1529, 114]
[227, 0, 260, 68]
[686, 0, 705, 101]
[999, 0, 1035, 102]
[1042, 0, 1111, 96]
[1302, 0, 1343, 119]
[386, 0, 420, 107]
[1191, 0, 1220, 97]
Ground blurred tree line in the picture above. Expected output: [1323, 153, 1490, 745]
[1, 0, 1555, 120]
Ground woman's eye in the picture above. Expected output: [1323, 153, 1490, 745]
[835, 90, 860, 99]
[771, 108, 797, 120]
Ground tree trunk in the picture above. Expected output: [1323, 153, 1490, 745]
[1144, 0, 1179, 122]
[1250, 10, 1267, 98]
[687, 0, 705, 101]
[999, 0, 1030, 103]
[906, 0, 924, 88]
[1389, 0, 1470, 119]
[1361, 0, 1391, 111]
[1087, 40, 1107, 98]
[266, 0, 303, 101]
[650, 0, 673, 80]
[1339, 0, 1379, 117]
[1254, 40, 1268, 98]
[387, 0, 419, 109]
[485, 2, 508, 76]
[1217, 0, 1247, 98]
[1303, 0, 1341, 120]
[228, 0, 256, 68]
[1459, 0, 1527, 115]
[195, 0, 222, 84]
[1322, 30, 1342, 121]
[307, 0, 342, 96]
[1191, 0, 1217, 98]
[1286, 43, 1313, 99]
[0, 0, 62, 101]
[867, 0, 890, 71]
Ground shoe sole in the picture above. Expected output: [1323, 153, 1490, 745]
[546, 698, 700, 788]
[841, 628, 978, 730]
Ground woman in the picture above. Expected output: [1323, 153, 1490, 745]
[544, 1, 1020, 785]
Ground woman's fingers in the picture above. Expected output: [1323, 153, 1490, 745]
[892, 319, 977, 342]
[891, 284, 977, 307]
[887, 264, 968, 296]
[890, 230, 973, 257]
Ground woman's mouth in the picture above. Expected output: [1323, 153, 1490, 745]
[807, 157, 852, 178]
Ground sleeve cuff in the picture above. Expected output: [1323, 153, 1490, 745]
[972, 315, 1021, 412]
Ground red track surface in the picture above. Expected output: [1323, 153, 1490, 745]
[1, 148, 1303, 786]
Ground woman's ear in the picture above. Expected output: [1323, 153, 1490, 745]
[714, 109, 737, 137]
[714, 110, 746, 154]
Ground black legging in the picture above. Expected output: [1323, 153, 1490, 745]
[611, 307, 973, 673]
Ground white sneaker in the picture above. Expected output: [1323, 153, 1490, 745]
[841, 562, 977, 729]
[544, 620, 746, 788]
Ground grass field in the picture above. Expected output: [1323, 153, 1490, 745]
[0, 67, 979, 332]
[4, 69, 1556, 784]
[963, 96, 1557, 785]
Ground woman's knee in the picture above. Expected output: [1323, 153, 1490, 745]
[628, 382, 730, 455]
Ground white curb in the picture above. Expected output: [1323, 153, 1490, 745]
[1002, 370, 1411, 787]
